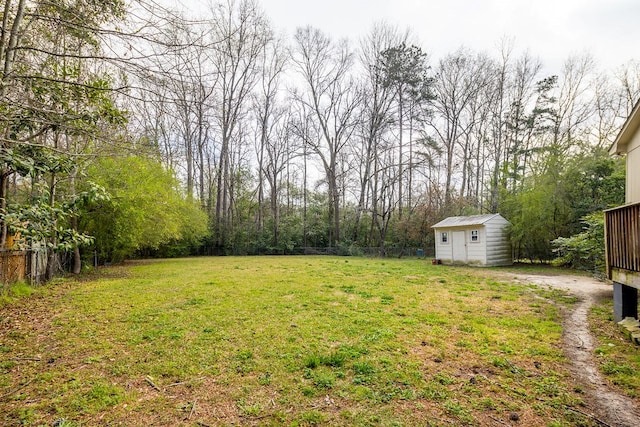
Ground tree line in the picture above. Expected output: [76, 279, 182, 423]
[0, 0, 633, 277]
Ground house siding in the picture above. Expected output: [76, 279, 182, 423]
[627, 131, 640, 203]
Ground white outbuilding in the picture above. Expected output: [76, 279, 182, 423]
[431, 214, 512, 266]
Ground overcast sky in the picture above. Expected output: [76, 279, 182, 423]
[179, 0, 640, 75]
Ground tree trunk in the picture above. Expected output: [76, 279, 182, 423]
[398, 93, 404, 219]
[0, 170, 9, 248]
[45, 171, 57, 281]
[69, 167, 81, 274]
[215, 132, 229, 249]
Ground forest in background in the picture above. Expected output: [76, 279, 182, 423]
[0, 0, 633, 278]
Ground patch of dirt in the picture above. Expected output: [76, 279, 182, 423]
[513, 273, 640, 427]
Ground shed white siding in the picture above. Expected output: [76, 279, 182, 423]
[434, 230, 452, 261]
[484, 217, 512, 266]
[467, 227, 486, 264]
[432, 214, 512, 267]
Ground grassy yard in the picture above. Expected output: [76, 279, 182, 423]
[0, 256, 612, 426]
[589, 298, 640, 399]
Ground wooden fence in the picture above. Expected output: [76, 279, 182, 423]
[0, 250, 47, 285]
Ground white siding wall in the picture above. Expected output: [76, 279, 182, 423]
[435, 227, 487, 265]
[484, 218, 512, 266]
[466, 227, 486, 265]
[434, 229, 453, 261]
[627, 131, 640, 203]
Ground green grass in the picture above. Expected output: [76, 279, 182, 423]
[589, 298, 640, 398]
[0, 281, 35, 306]
[0, 256, 608, 425]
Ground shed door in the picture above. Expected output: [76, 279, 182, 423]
[452, 230, 467, 263]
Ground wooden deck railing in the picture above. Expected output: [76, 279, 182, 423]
[605, 202, 640, 278]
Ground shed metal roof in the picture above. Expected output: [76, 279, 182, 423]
[431, 214, 505, 228]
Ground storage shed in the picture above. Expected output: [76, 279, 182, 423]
[431, 214, 512, 266]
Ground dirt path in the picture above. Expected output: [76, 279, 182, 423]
[512, 274, 640, 427]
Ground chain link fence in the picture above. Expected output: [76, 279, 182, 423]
[197, 246, 435, 258]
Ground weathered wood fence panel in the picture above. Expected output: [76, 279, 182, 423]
[0, 250, 28, 284]
[0, 250, 47, 285]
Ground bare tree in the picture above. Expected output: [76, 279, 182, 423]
[552, 54, 595, 153]
[614, 60, 640, 116]
[429, 48, 488, 208]
[253, 36, 287, 235]
[210, 0, 271, 250]
[502, 52, 542, 191]
[378, 41, 432, 218]
[291, 26, 361, 246]
[591, 71, 624, 149]
[352, 23, 408, 241]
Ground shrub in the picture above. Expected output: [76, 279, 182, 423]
[552, 212, 604, 274]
